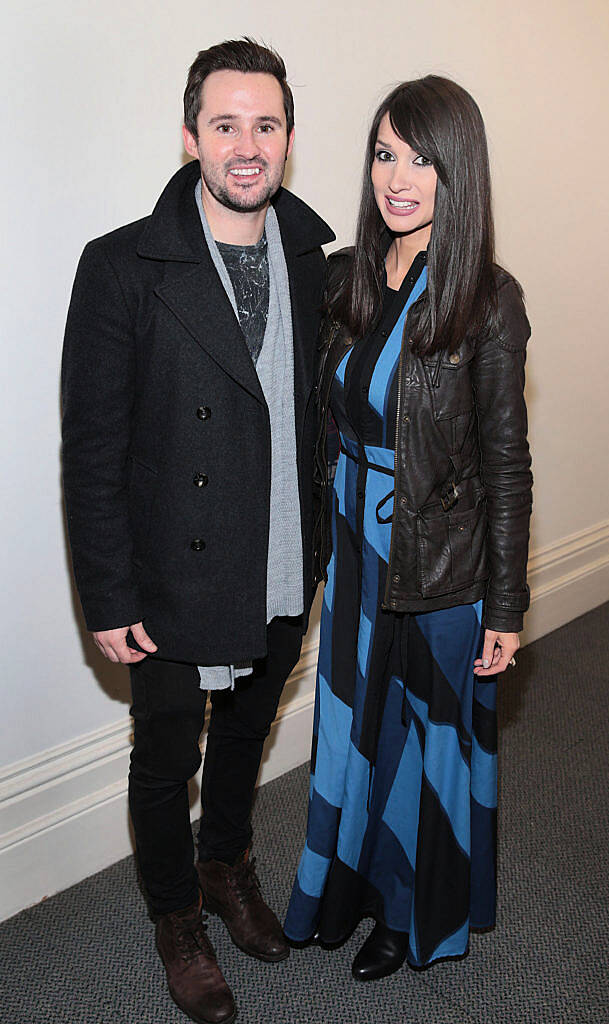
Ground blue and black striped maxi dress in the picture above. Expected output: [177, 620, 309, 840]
[284, 255, 498, 967]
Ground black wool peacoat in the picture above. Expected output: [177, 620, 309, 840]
[61, 160, 335, 664]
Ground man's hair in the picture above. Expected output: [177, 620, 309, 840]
[184, 37, 294, 139]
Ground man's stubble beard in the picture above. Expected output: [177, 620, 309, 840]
[200, 152, 288, 214]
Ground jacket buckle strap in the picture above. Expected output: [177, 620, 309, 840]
[440, 481, 459, 512]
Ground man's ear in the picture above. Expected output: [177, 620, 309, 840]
[182, 124, 199, 159]
[286, 127, 295, 160]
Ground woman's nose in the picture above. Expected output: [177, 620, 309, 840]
[388, 162, 413, 192]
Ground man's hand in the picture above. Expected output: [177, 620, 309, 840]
[92, 622, 158, 664]
[474, 629, 520, 677]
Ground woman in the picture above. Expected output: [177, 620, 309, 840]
[284, 76, 532, 979]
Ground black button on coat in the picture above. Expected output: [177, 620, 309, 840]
[61, 160, 335, 664]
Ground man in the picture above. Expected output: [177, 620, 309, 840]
[62, 39, 334, 1024]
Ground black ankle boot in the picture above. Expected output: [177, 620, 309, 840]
[351, 921, 409, 981]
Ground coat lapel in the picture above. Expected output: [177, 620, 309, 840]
[154, 258, 265, 405]
[137, 161, 334, 410]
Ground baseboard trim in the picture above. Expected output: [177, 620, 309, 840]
[522, 519, 609, 645]
[2, 519, 608, 921]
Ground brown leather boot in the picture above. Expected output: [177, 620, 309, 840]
[197, 850, 289, 963]
[156, 893, 236, 1024]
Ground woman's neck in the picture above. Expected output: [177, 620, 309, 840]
[385, 227, 431, 289]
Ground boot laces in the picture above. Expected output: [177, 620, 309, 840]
[230, 855, 261, 904]
[174, 912, 215, 963]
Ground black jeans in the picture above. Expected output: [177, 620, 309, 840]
[128, 615, 303, 915]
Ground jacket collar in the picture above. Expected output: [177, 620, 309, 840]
[137, 159, 334, 262]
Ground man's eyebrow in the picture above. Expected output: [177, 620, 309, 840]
[256, 115, 283, 126]
[207, 114, 284, 126]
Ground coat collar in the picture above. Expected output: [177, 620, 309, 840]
[136, 159, 334, 262]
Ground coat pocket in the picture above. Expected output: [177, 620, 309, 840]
[422, 337, 476, 420]
[128, 456, 159, 566]
[416, 496, 488, 598]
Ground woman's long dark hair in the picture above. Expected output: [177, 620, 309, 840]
[329, 76, 497, 354]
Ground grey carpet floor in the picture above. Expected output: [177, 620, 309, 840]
[1, 604, 608, 1024]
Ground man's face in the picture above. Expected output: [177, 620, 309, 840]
[183, 70, 294, 215]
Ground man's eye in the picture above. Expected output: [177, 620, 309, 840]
[257, 124, 274, 133]
[375, 150, 394, 162]
[413, 154, 433, 167]
[217, 124, 234, 134]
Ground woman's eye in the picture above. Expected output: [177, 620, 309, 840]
[375, 149, 395, 162]
[413, 154, 433, 167]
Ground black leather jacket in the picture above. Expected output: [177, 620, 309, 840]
[313, 250, 533, 633]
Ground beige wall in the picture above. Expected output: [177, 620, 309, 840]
[1, 0, 608, 913]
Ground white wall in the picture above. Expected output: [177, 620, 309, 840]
[1, 0, 608, 918]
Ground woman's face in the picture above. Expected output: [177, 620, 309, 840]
[371, 113, 437, 242]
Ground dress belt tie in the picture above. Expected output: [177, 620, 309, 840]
[340, 444, 395, 525]
[340, 444, 394, 477]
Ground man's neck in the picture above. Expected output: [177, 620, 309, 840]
[200, 183, 268, 246]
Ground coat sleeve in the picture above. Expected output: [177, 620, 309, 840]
[61, 240, 144, 632]
[472, 275, 533, 633]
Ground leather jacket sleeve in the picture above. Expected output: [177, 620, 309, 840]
[472, 273, 533, 633]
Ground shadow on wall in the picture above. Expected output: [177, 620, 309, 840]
[523, 318, 539, 561]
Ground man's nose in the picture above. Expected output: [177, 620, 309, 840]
[234, 130, 260, 159]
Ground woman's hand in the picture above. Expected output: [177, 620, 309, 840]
[474, 630, 520, 676]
